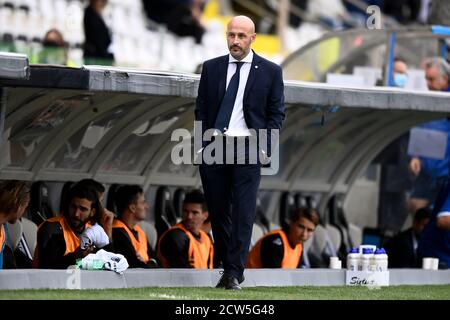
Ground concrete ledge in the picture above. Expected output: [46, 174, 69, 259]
[0, 52, 29, 80]
[0, 269, 449, 290]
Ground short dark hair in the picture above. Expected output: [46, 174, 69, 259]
[75, 179, 105, 195]
[414, 207, 431, 222]
[114, 185, 144, 217]
[62, 184, 101, 223]
[183, 189, 207, 212]
[290, 207, 320, 226]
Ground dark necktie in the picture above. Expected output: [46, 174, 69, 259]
[214, 62, 244, 132]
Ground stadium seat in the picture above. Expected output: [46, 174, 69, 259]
[6, 217, 37, 268]
[59, 181, 74, 213]
[294, 192, 308, 209]
[172, 188, 185, 223]
[303, 234, 313, 253]
[22, 217, 37, 257]
[6, 219, 22, 252]
[327, 194, 352, 260]
[305, 195, 317, 209]
[307, 224, 338, 268]
[106, 183, 122, 214]
[269, 222, 281, 231]
[294, 193, 317, 210]
[138, 220, 157, 251]
[325, 224, 342, 254]
[28, 181, 54, 225]
[301, 235, 313, 267]
[279, 191, 294, 230]
[349, 223, 362, 247]
[331, 192, 363, 250]
[250, 223, 264, 249]
[154, 186, 177, 238]
[254, 197, 270, 234]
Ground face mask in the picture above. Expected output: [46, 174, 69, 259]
[43, 40, 61, 48]
[393, 73, 407, 88]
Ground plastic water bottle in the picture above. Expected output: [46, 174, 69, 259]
[360, 248, 373, 271]
[76, 258, 104, 270]
[347, 248, 360, 271]
[370, 249, 381, 271]
[375, 248, 388, 271]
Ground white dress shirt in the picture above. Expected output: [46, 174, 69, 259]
[224, 51, 253, 137]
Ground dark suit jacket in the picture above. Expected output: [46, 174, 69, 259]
[195, 51, 285, 157]
[384, 228, 420, 268]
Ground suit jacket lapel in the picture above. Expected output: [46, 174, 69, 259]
[243, 52, 260, 103]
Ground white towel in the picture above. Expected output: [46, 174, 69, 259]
[80, 223, 110, 250]
[78, 249, 129, 274]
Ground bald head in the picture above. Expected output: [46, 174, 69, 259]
[227, 16, 255, 34]
[226, 16, 256, 60]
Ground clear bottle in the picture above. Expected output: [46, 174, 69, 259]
[347, 247, 360, 271]
[76, 258, 104, 270]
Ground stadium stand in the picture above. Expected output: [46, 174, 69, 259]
[0, 0, 323, 71]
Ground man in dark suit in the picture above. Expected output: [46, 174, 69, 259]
[195, 16, 285, 289]
[385, 207, 431, 268]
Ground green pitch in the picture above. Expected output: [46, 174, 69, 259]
[0, 285, 449, 300]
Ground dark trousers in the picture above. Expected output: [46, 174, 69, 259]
[199, 159, 261, 279]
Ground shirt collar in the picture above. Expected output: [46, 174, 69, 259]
[228, 50, 253, 64]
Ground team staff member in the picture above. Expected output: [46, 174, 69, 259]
[247, 208, 319, 268]
[34, 185, 105, 268]
[408, 58, 450, 214]
[157, 190, 213, 268]
[418, 180, 450, 268]
[385, 207, 431, 268]
[196, 15, 285, 289]
[75, 178, 114, 240]
[112, 185, 157, 268]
